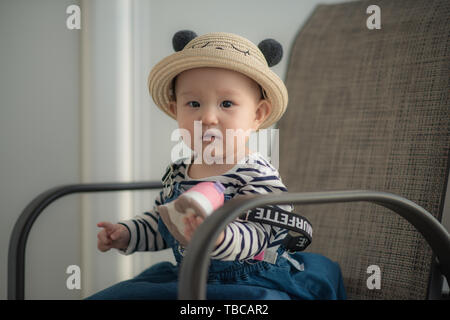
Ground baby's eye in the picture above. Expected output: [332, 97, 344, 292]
[221, 100, 234, 108]
[187, 101, 200, 108]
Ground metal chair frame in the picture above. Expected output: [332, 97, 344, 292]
[8, 182, 450, 300]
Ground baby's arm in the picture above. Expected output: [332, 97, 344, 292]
[96, 190, 168, 255]
[183, 213, 224, 247]
[97, 221, 130, 252]
[210, 217, 271, 261]
[210, 169, 292, 261]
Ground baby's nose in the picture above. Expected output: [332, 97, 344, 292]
[200, 106, 219, 125]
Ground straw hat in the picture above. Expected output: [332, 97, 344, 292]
[148, 30, 288, 129]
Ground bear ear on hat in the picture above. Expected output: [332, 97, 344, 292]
[258, 39, 283, 67]
[172, 30, 198, 52]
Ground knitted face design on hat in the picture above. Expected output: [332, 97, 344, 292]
[172, 30, 283, 67]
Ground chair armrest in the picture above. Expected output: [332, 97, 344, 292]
[178, 190, 450, 300]
[7, 181, 163, 300]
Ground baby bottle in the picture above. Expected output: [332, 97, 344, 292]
[158, 181, 225, 246]
[175, 181, 225, 218]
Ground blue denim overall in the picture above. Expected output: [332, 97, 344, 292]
[86, 182, 346, 300]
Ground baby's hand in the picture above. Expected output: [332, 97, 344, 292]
[183, 212, 224, 247]
[96, 221, 130, 252]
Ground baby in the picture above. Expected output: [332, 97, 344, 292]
[88, 31, 346, 300]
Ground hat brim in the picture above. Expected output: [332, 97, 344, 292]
[148, 47, 288, 129]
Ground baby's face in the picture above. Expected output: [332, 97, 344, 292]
[169, 67, 271, 164]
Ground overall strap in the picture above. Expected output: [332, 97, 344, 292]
[241, 205, 313, 252]
[161, 160, 186, 199]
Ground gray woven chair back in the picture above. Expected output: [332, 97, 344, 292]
[278, 0, 449, 299]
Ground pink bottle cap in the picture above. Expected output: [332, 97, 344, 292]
[186, 181, 225, 210]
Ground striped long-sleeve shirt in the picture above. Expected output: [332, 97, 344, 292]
[118, 152, 292, 261]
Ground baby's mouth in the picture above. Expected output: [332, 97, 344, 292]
[202, 129, 222, 142]
[202, 134, 218, 143]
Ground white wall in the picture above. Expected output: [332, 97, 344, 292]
[0, 0, 81, 299]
